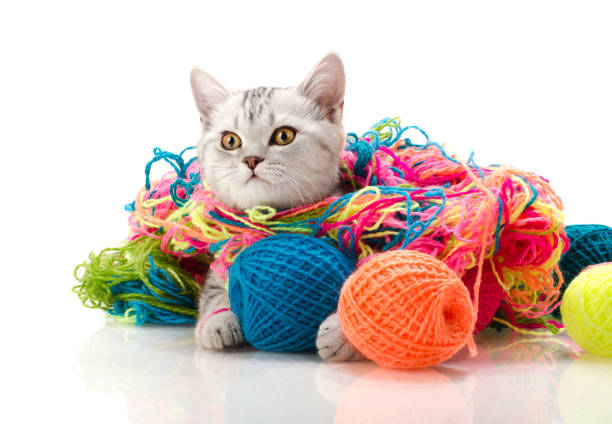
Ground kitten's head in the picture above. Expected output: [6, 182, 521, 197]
[190, 53, 346, 211]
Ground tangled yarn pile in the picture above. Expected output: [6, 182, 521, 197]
[75, 117, 567, 332]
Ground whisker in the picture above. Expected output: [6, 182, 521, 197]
[290, 168, 320, 197]
[207, 166, 236, 171]
[285, 175, 308, 209]
[214, 172, 234, 184]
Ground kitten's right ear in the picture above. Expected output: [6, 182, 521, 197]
[190, 68, 229, 125]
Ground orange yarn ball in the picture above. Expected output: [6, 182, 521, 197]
[338, 250, 475, 369]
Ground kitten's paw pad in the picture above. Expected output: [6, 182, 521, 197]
[196, 310, 244, 350]
[316, 313, 365, 362]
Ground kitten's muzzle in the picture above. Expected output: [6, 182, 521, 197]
[243, 156, 264, 170]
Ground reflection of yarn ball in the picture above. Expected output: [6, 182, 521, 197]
[338, 250, 475, 369]
[462, 262, 504, 333]
[558, 354, 612, 424]
[334, 368, 471, 424]
[560, 224, 612, 286]
[226, 353, 336, 423]
[561, 262, 612, 356]
[228, 234, 355, 352]
[470, 331, 560, 424]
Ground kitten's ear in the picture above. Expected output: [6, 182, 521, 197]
[190, 67, 229, 125]
[298, 53, 345, 121]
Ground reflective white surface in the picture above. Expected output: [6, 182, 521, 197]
[66, 322, 611, 423]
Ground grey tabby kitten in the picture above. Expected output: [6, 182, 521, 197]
[191, 53, 364, 362]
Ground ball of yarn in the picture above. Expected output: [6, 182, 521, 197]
[560, 224, 612, 285]
[561, 262, 612, 356]
[338, 250, 475, 369]
[228, 234, 355, 352]
[462, 262, 504, 333]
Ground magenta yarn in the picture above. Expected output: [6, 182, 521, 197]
[462, 263, 504, 333]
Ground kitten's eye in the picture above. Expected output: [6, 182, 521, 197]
[271, 127, 296, 146]
[221, 132, 242, 150]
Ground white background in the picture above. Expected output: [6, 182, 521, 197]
[2, 1, 611, 422]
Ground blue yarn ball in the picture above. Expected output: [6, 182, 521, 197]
[228, 234, 356, 352]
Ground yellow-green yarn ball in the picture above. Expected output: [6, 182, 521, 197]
[561, 262, 612, 356]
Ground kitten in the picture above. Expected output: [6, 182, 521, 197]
[191, 53, 363, 361]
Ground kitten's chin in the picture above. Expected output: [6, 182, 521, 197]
[213, 175, 341, 212]
[218, 185, 301, 212]
[214, 181, 283, 212]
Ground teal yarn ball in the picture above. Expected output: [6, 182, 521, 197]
[554, 224, 612, 317]
[228, 234, 356, 352]
[560, 224, 612, 287]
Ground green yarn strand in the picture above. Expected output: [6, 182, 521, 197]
[73, 237, 203, 324]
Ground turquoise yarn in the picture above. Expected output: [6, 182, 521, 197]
[228, 234, 356, 352]
[107, 255, 197, 325]
[560, 224, 612, 285]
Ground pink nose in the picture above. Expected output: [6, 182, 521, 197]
[243, 156, 264, 170]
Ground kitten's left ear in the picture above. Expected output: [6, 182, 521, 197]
[298, 53, 345, 121]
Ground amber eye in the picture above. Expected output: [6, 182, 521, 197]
[271, 127, 296, 146]
[221, 132, 242, 150]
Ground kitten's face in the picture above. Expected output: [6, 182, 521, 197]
[191, 54, 346, 211]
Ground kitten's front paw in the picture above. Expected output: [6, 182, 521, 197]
[196, 310, 245, 350]
[316, 313, 366, 362]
